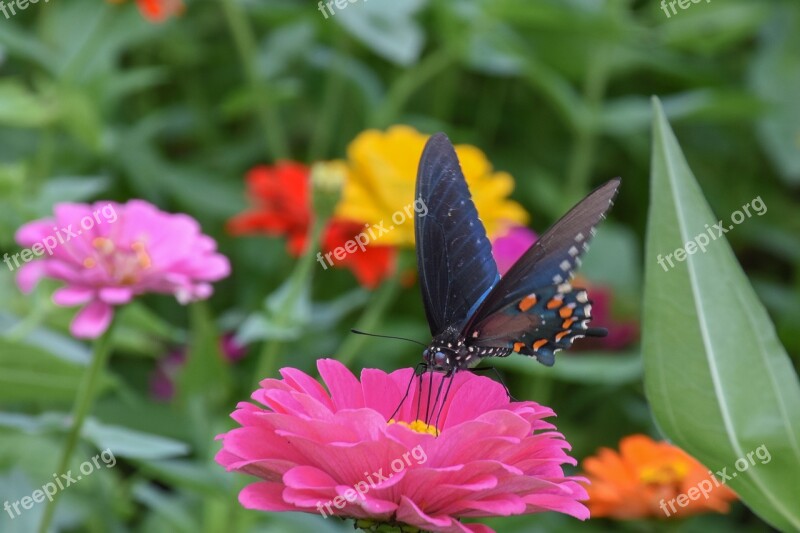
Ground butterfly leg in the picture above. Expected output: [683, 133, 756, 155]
[469, 366, 517, 401]
[433, 371, 455, 435]
[427, 369, 449, 426]
[414, 365, 431, 423]
[423, 367, 437, 425]
[390, 363, 427, 421]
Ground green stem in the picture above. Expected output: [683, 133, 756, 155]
[219, 0, 289, 160]
[564, 46, 610, 206]
[38, 320, 116, 533]
[253, 218, 325, 387]
[307, 35, 348, 161]
[371, 48, 455, 128]
[336, 263, 404, 368]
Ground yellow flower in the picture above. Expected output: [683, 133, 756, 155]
[335, 125, 528, 247]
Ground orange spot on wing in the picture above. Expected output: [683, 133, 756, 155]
[532, 339, 548, 351]
[518, 295, 537, 312]
[562, 318, 576, 329]
[559, 306, 573, 319]
[546, 296, 563, 309]
[513, 342, 525, 352]
[555, 331, 570, 342]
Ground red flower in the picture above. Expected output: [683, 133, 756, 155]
[322, 220, 396, 289]
[228, 163, 395, 288]
[228, 163, 311, 257]
[136, 0, 183, 22]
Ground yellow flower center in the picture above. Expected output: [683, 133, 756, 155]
[83, 238, 152, 284]
[639, 460, 690, 485]
[388, 419, 439, 436]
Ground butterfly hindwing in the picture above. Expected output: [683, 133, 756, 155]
[468, 283, 594, 366]
[464, 178, 620, 335]
[416, 133, 499, 336]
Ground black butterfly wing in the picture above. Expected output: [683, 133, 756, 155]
[462, 178, 621, 364]
[467, 285, 595, 365]
[416, 133, 499, 336]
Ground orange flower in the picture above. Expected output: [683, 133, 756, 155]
[582, 435, 737, 520]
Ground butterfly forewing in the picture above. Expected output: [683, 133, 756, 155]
[415, 133, 499, 336]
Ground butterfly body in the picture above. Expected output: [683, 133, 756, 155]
[415, 133, 620, 374]
[422, 325, 513, 373]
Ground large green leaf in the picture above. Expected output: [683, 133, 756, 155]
[643, 97, 800, 531]
[0, 338, 111, 404]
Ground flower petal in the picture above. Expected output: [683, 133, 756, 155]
[70, 300, 114, 339]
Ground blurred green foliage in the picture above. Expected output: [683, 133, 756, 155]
[0, 0, 798, 531]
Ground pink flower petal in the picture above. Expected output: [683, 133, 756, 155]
[53, 286, 95, 306]
[317, 359, 364, 410]
[15, 219, 55, 248]
[239, 481, 298, 511]
[15, 261, 46, 293]
[70, 300, 114, 339]
[98, 287, 134, 305]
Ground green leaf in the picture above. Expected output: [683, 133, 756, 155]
[83, 420, 190, 460]
[643, 97, 800, 531]
[749, 4, 800, 185]
[132, 459, 230, 497]
[658, 2, 769, 55]
[35, 176, 109, 213]
[0, 338, 111, 404]
[579, 222, 641, 295]
[177, 301, 230, 403]
[496, 352, 642, 385]
[335, 0, 427, 66]
[0, 80, 58, 128]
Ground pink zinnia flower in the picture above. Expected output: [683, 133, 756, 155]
[14, 200, 230, 338]
[491, 225, 538, 276]
[215, 359, 588, 532]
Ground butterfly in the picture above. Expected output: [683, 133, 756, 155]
[416, 133, 620, 375]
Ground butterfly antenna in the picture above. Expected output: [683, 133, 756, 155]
[350, 329, 427, 347]
[586, 327, 608, 338]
